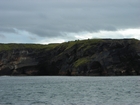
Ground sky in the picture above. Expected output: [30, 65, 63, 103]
[0, 0, 140, 44]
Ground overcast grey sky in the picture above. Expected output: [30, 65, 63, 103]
[0, 0, 140, 44]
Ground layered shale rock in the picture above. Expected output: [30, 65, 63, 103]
[0, 39, 140, 76]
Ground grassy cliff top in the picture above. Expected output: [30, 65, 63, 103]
[0, 38, 139, 52]
[0, 43, 59, 51]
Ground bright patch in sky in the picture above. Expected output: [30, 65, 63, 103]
[118, 29, 140, 38]
[0, 28, 40, 43]
[63, 28, 140, 41]
[39, 38, 66, 44]
[0, 28, 140, 44]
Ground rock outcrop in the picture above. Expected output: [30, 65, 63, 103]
[0, 39, 140, 76]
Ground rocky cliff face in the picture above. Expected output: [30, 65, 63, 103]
[0, 39, 140, 76]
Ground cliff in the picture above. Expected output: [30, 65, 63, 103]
[0, 39, 140, 76]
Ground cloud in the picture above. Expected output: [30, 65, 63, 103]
[0, 28, 140, 44]
[0, 34, 5, 38]
[0, 0, 140, 43]
[0, 28, 41, 43]
[62, 28, 140, 41]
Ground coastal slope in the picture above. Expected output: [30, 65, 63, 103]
[0, 39, 140, 76]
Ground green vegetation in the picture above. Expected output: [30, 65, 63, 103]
[44, 43, 60, 51]
[74, 57, 90, 68]
[0, 43, 59, 51]
[60, 39, 103, 51]
[65, 41, 77, 50]
[77, 39, 103, 50]
[0, 39, 105, 52]
[131, 38, 139, 44]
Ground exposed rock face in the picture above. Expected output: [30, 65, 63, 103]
[0, 49, 39, 75]
[0, 39, 140, 76]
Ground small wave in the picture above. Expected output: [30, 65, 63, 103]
[30, 101, 48, 105]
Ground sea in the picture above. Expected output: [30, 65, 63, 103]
[0, 76, 140, 105]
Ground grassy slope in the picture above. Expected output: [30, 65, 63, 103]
[55, 39, 104, 68]
[0, 38, 139, 69]
[1, 38, 138, 51]
[0, 43, 59, 51]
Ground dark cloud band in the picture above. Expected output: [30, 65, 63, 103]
[0, 0, 139, 42]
